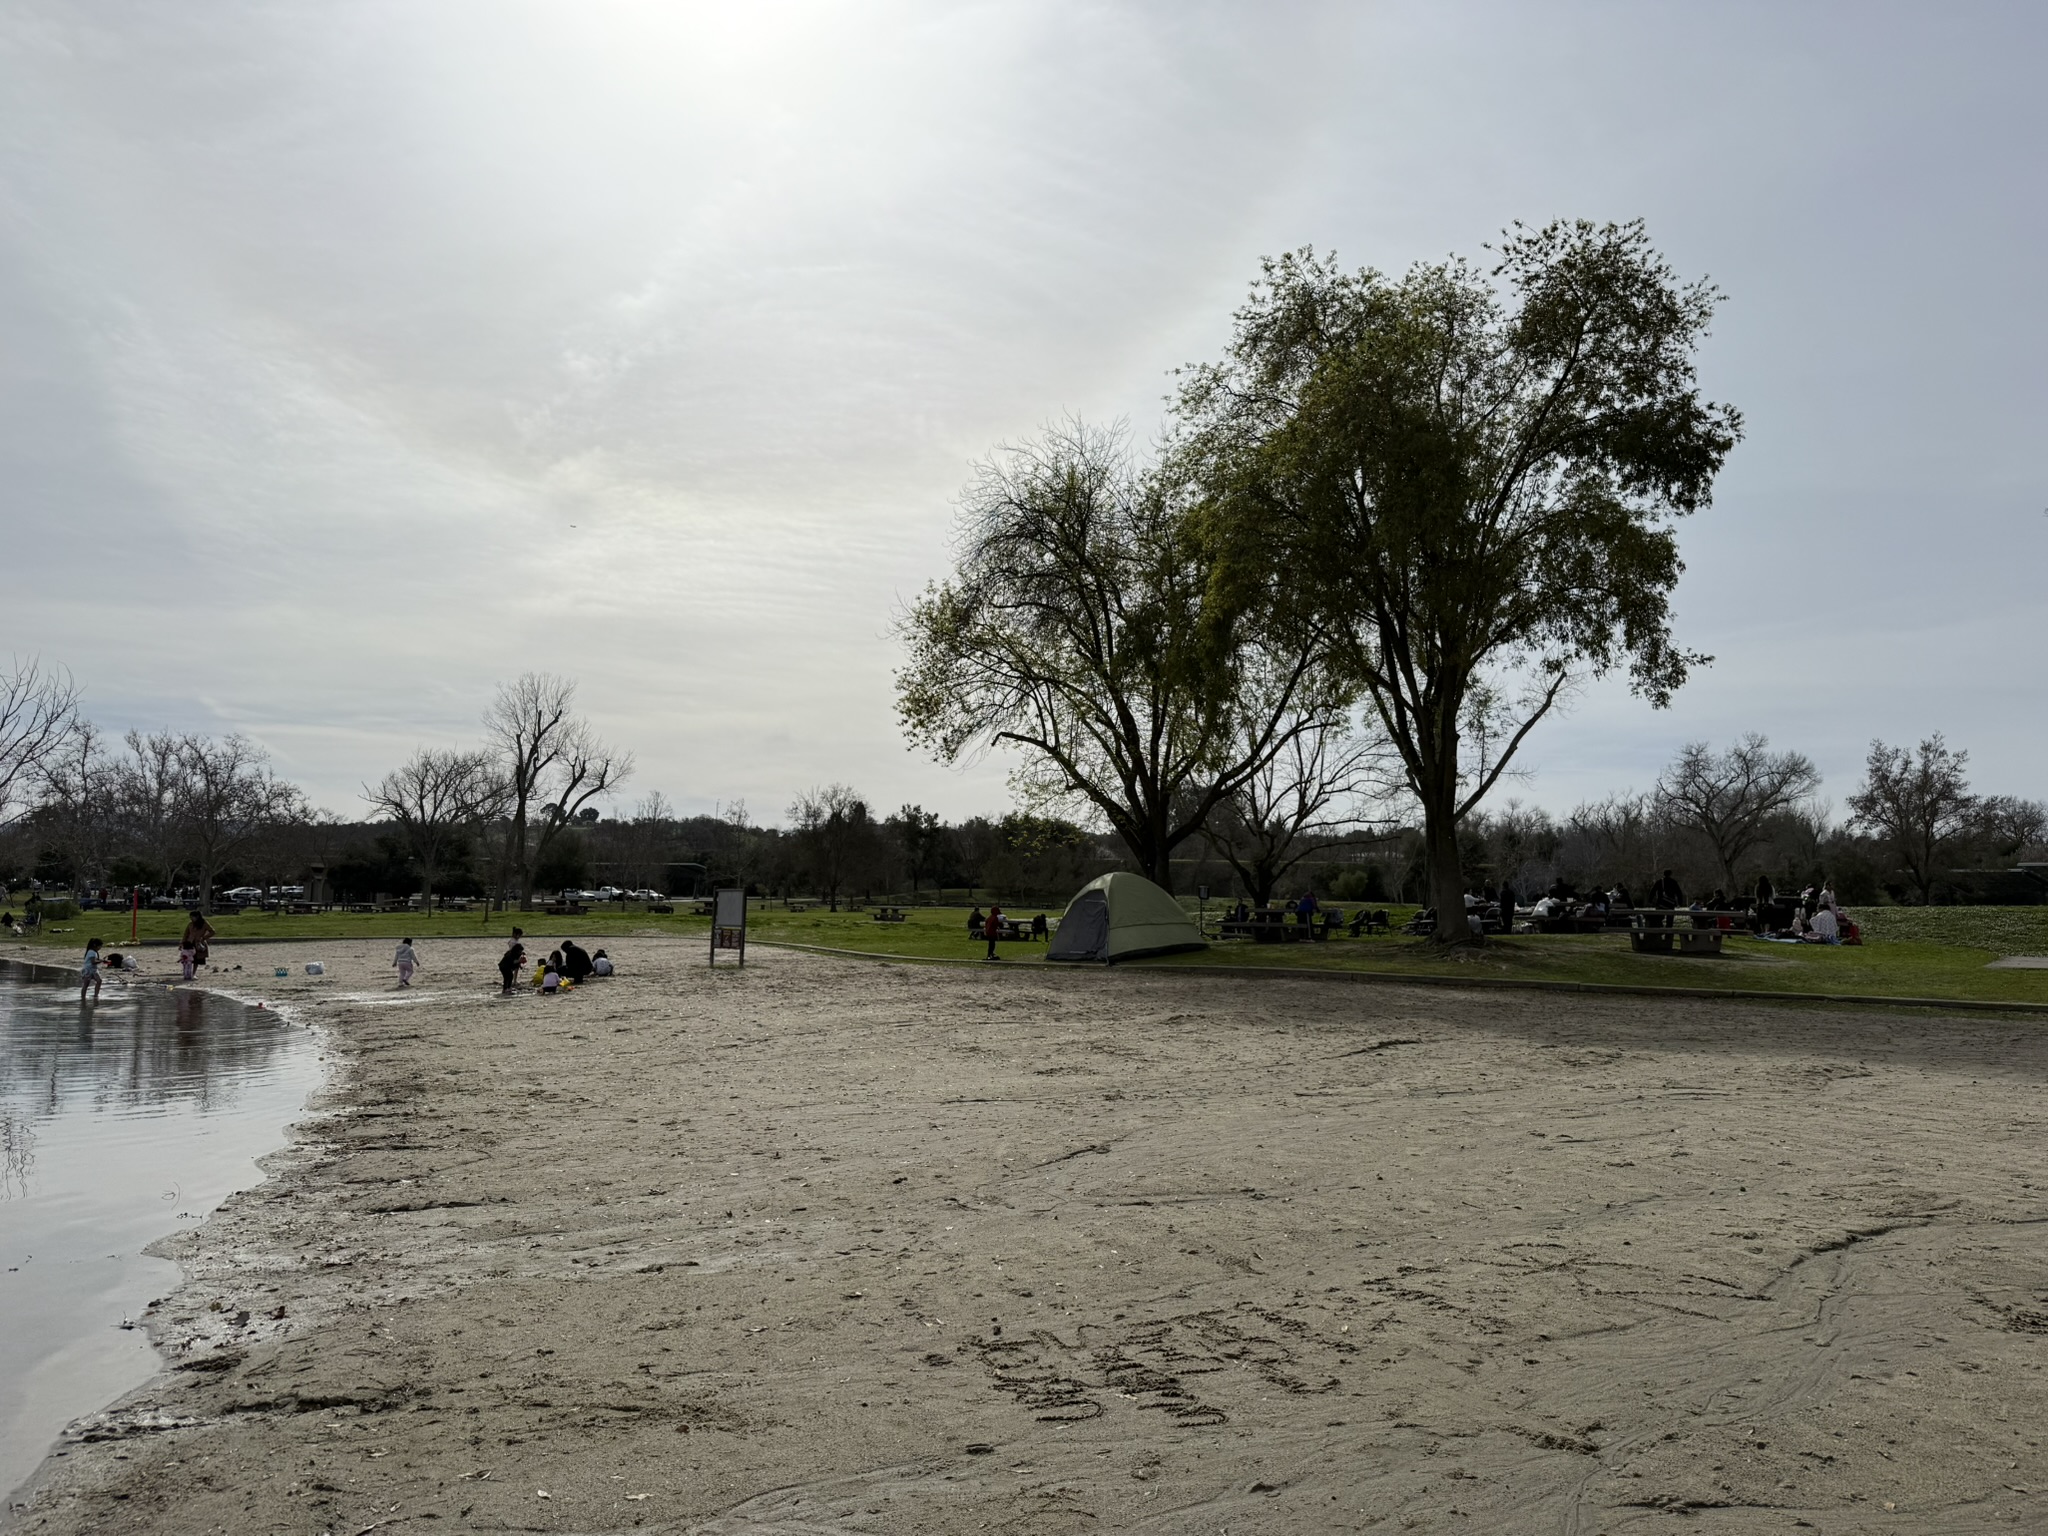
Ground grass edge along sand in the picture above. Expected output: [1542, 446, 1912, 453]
[14, 900, 2047, 1008]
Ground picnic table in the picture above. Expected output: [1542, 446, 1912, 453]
[1629, 909, 1747, 955]
[1219, 908, 1339, 943]
[872, 907, 906, 923]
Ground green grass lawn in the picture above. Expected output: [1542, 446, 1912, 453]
[14, 897, 2046, 1007]
[734, 904, 2048, 1006]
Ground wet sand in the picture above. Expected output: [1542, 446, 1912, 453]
[7, 935, 2047, 1534]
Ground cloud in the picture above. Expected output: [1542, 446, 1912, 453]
[3, 1, 2043, 821]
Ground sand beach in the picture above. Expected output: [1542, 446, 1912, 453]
[6, 935, 2046, 1533]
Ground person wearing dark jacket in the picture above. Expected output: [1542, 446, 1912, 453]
[1648, 870, 1685, 931]
[498, 938, 527, 992]
[560, 939, 595, 982]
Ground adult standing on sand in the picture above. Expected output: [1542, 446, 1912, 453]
[179, 910, 216, 982]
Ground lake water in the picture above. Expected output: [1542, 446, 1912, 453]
[0, 962, 324, 1504]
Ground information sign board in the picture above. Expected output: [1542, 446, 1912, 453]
[711, 887, 747, 967]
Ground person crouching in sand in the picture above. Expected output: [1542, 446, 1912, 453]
[392, 938, 419, 987]
[178, 909, 215, 982]
[497, 938, 526, 993]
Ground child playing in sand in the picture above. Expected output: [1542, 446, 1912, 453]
[497, 938, 526, 993]
[392, 939, 419, 987]
[79, 937, 104, 1000]
[540, 960, 563, 993]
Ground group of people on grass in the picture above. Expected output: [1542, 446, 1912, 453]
[1403, 869, 1860, 945]
[965, 905, 1050, 958]
[495, 929, 616, 992]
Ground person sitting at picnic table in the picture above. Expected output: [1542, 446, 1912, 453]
[1531, 893, 1566, 920]
[1609, 882, 1633, 908]
[1579, 889, 1610, 921]
[966, 906, 984, 935]
[1295, 890, 1319, 925]
[1031, 912, 1048, 940]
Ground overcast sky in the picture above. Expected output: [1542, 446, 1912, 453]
[3, 1, 2041, 827]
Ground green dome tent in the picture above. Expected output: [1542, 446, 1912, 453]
[1046, 872, 1205, 963]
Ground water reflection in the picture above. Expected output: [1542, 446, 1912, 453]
[0, 961, 322, 1501]
[0, 977, 294, 1132]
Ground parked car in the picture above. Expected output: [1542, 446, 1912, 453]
[223, 886, 265, 903]
[626, 889, 665, 902]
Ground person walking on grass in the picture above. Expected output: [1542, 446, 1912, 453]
[392, 938, 419, 987]
[79, 937, 104, 1001]
[984, 902, 1003, 961]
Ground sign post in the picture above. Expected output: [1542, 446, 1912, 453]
[711, 886, 747, 968]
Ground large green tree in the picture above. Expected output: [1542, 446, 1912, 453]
[1179, 220, 1741, 940]
[895, 420, 1334, 889]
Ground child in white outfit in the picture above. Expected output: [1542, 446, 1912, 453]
[392, 939, 419, 987]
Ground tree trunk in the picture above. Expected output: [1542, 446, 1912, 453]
[1419, 724, 1476, 946]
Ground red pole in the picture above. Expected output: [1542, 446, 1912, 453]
[131, 887, 139, 943]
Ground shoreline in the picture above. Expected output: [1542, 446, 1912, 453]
[0, 951, 333, 1517]
[6, 933, 2047, 1532]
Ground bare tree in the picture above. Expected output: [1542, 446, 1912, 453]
[1201, 707, 1389, 906]
[178, 735, 307, 913]
[35, 719, 119, 892]
[1846, 734, 1977, 904]
[117, 730, 192, 892]
[483, 673, 632, 908]
[365, 748, 504, 914]
[1976, 795, 2047, 861]
[0, 658, 80, 824]
[1560, 792, 1662, 896]
[789, 786, 881, 911]
[1653, 734, 1821, 889]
